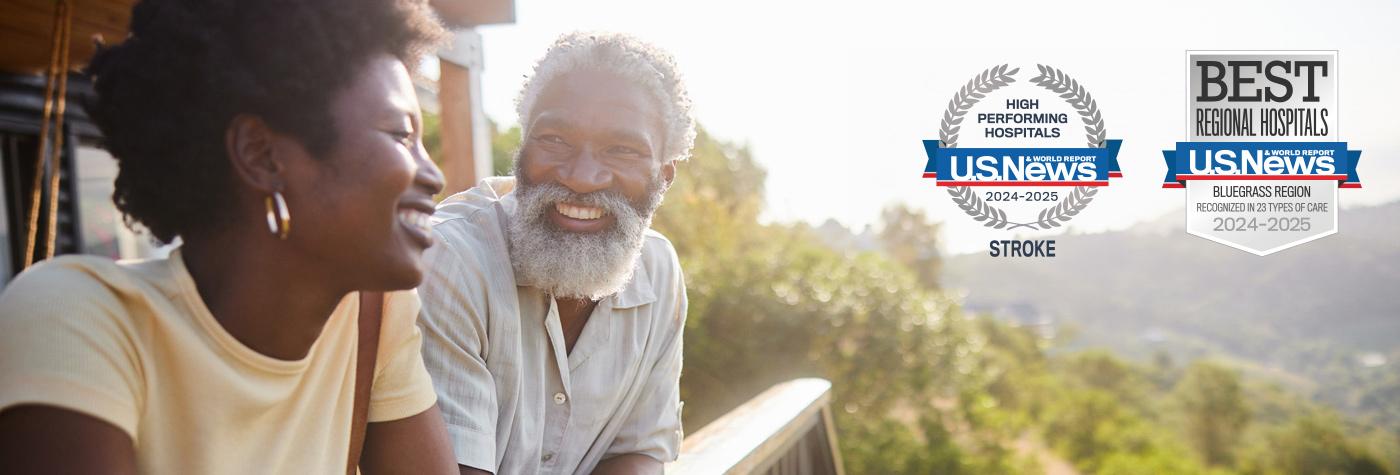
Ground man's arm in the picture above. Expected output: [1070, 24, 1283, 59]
[592, 453, 663, 475]
[596, 327, 684, 471]
[359, 404, 457, 474]
[416, 227, 500, 474]
[599, 245, 688, 470]
[0, 405, 137, 474]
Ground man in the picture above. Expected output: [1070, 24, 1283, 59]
[417, 32, 695, 475]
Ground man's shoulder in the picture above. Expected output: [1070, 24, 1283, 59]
[643, 228, 675, 248]
[636, 230, 685, 323]
[428, 178, 517, 265]
[419, 179, 520, 329]
[432, 177, 515, 230]
[640, 229, 682, 278]
[421, 215, 510, 312]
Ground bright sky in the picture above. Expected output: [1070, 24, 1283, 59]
[465, 0, 1400, 254]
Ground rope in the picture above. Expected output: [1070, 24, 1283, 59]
[21, 0, 73, 267]
[44, 2, 74, 260]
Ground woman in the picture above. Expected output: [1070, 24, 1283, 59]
[0, 0, 459, 473]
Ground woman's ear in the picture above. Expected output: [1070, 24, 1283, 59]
[225, 114, 286, 193]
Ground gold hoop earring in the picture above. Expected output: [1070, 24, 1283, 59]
[264, 191, 291, 240]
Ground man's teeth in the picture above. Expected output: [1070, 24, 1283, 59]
[556, 202, 604, 220]
[398, 209, 431, 234]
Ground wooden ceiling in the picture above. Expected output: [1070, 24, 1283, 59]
[0, 0, 513, 74]
[0, 0, 135, 74]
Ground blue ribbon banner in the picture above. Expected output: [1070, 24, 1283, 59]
[1162, 142, 1362, 189]
[921, 139, 1122, 187]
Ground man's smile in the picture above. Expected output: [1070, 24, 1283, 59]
[548, 200, 616, 233]
[555, 202, 606, 220]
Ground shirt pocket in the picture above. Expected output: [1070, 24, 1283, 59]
[569, 348, 637, 429]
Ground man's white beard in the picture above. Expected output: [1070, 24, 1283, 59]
[507, 171, 665, 300]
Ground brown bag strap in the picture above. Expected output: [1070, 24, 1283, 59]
[348, 291, 384, 475]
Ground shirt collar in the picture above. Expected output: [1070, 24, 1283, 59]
[609, 258, 656, 309]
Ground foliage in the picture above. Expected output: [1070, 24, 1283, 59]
[651, 127, 1028, 473]
[877, 204, 942, 289]
[942, 201, 1400, 440]
[486, 121, 1396, 474]
[1239, 413, 1393, 475]
[488, 120, 519, 176]
[1174, 361, 1251, 466]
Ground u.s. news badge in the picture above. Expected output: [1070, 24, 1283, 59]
[922, 64, 1122, 257]
[1163, 51, 1362, 256]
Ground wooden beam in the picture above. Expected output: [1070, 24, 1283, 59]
[667, 378, 844, 475]
[436, 29, 491, 196]
[428, 0, 515, 28]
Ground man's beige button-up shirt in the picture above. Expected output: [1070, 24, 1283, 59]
[418, 177, 686, 474]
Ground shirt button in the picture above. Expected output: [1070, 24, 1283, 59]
[553, 392, 567, 405]
[542, 452, 554, 462]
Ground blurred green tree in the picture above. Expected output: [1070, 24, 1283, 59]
[488, 120, 519, 176]
[877, 204, 942, 289]
[1242, 412, 1391, 475]
[650, 127, 1030, 473]
[1175, 361, 1251, 467]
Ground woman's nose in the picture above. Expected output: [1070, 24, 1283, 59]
[415, 144, 446, 194]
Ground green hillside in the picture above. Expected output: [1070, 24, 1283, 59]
[946, 202, 1400, 433]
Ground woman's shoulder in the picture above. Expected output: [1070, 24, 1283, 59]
[0, 254, 175, 324]
[381, 289, 423, 330]
[0, 255, 155, 440]
[4, 255, 127, 304]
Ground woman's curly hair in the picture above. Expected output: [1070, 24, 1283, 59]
[86, 0, 446, 243]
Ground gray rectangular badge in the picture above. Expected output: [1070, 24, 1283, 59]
[1187, 51, 1337, 142]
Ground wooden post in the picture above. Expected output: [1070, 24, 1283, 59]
[436, 29, 492, 196]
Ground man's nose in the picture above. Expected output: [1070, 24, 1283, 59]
[558, 149, 611, 194]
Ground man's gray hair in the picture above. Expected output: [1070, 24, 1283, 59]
[515, 31, 696, 163]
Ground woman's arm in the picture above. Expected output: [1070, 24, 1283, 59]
[359, 404, 457, 474]
[0, 405, 137, 474]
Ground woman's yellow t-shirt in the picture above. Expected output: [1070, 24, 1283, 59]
[0, 249, 438, 473]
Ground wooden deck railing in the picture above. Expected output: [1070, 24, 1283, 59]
[667, 378, 845, 475]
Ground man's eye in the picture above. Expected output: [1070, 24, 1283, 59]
[535, 135, 568, 145]
[608, 145, 643, 156]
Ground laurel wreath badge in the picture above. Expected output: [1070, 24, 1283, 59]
[939, 64, 1108, 230]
